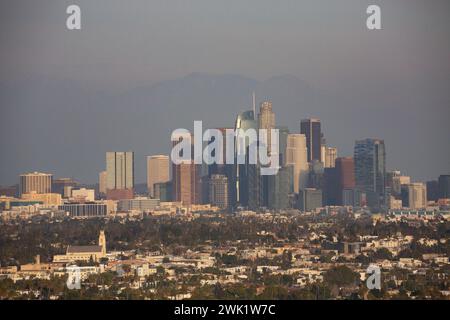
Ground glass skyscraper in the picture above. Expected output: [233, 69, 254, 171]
[354, 139, 386, 210]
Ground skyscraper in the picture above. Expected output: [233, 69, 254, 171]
[300, 118, 322, 162]
[438, 175, 450, 199]
[401, 183, 427, 209]
[234, 110, 258, 207]
[106, 152, 134, 200]
[172, 134, 201, 206]
[98, 171, 107, 196]
[20, 172, 53, 196]
[258, 101, 275, 153]
[323, 147, 337, 168]
[335, 157, 355, 204]
[147, 155, 170, 197]
[354, 139, 386, 210]
[258, 101, 276, 208]
[209, 174, 229, 209]
[286, 134, 308, 193]
[267, 165, 293, 210]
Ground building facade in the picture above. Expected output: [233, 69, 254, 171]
[147, 155, 170, 197]
[354, 139, 386, 210]
[300, 118, 322, 162]
[20, 172, 52, 196]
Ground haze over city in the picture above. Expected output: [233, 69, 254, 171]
[1, 0, 449, 185]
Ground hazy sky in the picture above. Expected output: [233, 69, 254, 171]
[0, 0, 449, 185]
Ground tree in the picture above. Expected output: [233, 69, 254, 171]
[324, 266, 360, 288]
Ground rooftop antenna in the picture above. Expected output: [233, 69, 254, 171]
[252, 91, 256, 117]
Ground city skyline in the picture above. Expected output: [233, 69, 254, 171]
[1, 1, 449, 185]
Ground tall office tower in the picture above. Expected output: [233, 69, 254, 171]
[277, 126, 290, 166]
[147, 155, 170, 197]
[308, 160, 325, 190]
[300, 118, 322, 162]
[52, 177, 77, 197]
[354, 139, 386, 210]
[173, 162, 201, 206]
[20, 172, 53, 196]
[426, 180, 439, 202]
[325, 157, 356, 205]
[106, 152, 134, 200]
[386, 171, 401, 189]
[234, 110, 258, 207]
[268, 165, 293, 210]
[98, 171, 107, 196]
[172, 134, 201, 206]
[208, 174, 229, 209]
[323, 147, 337, 168]
[401, 183, 427, 209]
[206, 128, 235, 208]
[438, 175, 450, 199]
[286, 134, 308, 193]
[258, 101, 276, 208]
[258, 101, 275, 153]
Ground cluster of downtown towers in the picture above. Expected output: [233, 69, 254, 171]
[104, 100, 391, 213]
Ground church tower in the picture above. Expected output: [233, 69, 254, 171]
[98, 230, 106, 256]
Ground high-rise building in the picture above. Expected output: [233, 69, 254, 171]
[172, 134, 201, 206]
[173, 162, 201, 206]
[298, 188, 323, 212]
[300, 118, 322, 162]
[258, 101, 276, 209]
[206, 128, 234, 208]
[208, 174, 229, 209]
[106, 152, 134, 200]
[147, 155, 170, 197]
[286, 134, 308, 193]
[234, 110, 258, 208]
[354, 139, 386, 210]
[426, 180, 439, 202]
[308, 160, 325, 190]
[154, 181, 172, 202]
[98, 171, 107, 196]
[277, 126, 290, 166]
[401, 183, 427, 209]
[335, 157, 355, 205]
[324, 157, 355, 206]
[438, 175, 450, 199]
[258, 101, 275, 153]
[392, 175, 410, 197]
[267, 165, 293, 210]
[323, 147, 337, 168]
[20, 172, 52, 196]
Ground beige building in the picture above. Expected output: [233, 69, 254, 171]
[53, 231, 107, 263]
[147, 155, 170, 197]
[99, 171, 107, 195]
[322, 146, 337, 168]
[286, 134, 308, 193]
[71, 188, 95, 202]
[20, 172, 52, 195]
[405, 183, 427, 209]
[258, 101, 275, 154]
[21, 192, 62, 206]
[393, 175, 410, 195]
